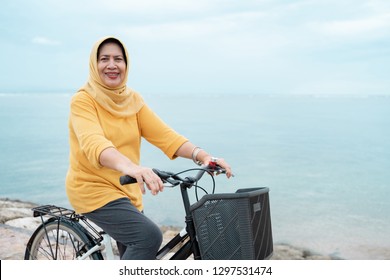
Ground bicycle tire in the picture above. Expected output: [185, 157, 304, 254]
[25, 218, 103, 260]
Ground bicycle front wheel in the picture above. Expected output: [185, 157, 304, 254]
[25, 219, 103, 260]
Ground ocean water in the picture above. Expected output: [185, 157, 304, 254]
[0, 92, 389, 260]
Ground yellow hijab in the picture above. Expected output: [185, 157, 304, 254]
[79, 36, 143, 117]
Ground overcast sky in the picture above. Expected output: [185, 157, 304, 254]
[1, 0, 389, 95]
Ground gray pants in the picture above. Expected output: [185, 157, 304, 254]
[84, 197, 162, 260]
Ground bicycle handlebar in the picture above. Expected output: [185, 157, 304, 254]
[119, 164, 226, 187]
[119, 169, 176, 185]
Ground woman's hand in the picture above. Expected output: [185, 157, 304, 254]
[126, 166, 164, 195]
[202, 156, 233, 178]
[99, 147, 163, 195]
[174, 142, 234, 179]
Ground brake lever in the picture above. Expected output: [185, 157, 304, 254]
[207, 161, 226, 176]
[215, 169, 226, 176]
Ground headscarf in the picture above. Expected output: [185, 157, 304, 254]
[78, 36, 143, 117]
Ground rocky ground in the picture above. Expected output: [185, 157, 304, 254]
[0, 198, 333, 260]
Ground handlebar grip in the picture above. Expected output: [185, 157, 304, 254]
[120, 175, 138, 185]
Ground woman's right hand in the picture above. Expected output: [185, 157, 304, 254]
[126, 166, 164, 195]
[99, 147, 163, 195]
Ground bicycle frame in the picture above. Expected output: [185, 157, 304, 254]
[74, 227, 191, 260]
[76, 226, 191, 260]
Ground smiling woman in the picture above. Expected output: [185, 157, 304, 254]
[97, 39, 127, 88]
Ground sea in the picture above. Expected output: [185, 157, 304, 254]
[0, 92, 389, 260]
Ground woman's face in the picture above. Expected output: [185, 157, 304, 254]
[97, 42, 126, 88]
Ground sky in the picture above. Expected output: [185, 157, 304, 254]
[1, 0, 389, 95]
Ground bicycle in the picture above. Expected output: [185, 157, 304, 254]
[24, 163, 273, 260]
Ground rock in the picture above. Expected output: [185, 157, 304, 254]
[5, 217, 42, 232]
[0, 198, 38, 209]
[0, 223, 32, 260]
[0, 198, 37, 260]
[0, 199, 37, 224]
[271, 244, 332, 260]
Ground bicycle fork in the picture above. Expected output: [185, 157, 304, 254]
[180, 184, 201, 259]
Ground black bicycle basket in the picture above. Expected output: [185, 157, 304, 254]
[190, 187, 273, 260]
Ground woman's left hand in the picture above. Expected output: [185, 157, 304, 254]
[203, 157, 233, 178]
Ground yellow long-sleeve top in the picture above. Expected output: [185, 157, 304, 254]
[66, 91, 188, 214]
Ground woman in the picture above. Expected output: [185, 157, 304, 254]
[66, 36, 232, 260]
